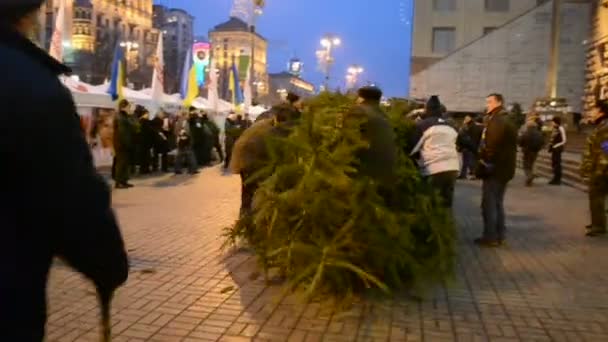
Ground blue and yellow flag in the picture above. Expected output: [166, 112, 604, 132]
[229, 61, 243, 105]
[180, 47, 198, 107]
[107, 45, 125, 101]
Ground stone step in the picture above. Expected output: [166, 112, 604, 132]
[517, 152, 587, 192]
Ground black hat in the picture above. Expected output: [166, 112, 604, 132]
[286, 92, 300, 104]
[357, 86, 382, 101]
[0, 1, 45, 21]
[426, 95, 441, 111]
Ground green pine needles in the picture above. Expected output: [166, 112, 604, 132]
[224, 93, 456, 304]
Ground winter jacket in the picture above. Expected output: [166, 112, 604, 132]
[478, 107, 518, 182]
[346, 101, 398, 185]
[581, 117, 608, 187]
[518, 125, 545, 153]
[0, 26, 128, 341]
[113, 111, 136, 153]
[410, 116, 460, 176]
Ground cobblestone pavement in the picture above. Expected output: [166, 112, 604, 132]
[46, 167, 608, 342]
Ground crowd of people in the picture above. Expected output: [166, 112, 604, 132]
[2, 1, 608, 339]
[110, 99, 252, 188]
[409, 94, 608, 244]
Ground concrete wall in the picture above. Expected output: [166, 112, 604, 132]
[411, 1, 590, 113]
[412, 0, 538, 66]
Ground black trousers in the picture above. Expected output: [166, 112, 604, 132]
[551, 150, 562, 183]
[152, 145, 169, 172]
[113, 151, 130, 184]
[240, 172, 259, 217]
[523, 151, 538, 183]
[138, 145, 152, 174]
[224, 141, 234, 169]
[428, 171, 458, 208]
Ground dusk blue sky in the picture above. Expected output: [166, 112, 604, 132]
[155, 0, 414, 97]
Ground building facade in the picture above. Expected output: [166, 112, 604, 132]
[265, 71, 315, 105]
[584, 0, 608, 114]
[411, 1, 591, 113]
[38, 0, 158, 87]
[153, 5, 195, 94]
[411, 0, 543, 76]
[209, 17, 269, 101]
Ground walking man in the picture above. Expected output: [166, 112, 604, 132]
[549, 116, 567, 185]
[457, 115, 483, 180]
[518, 119, 545, 186]
[0, 2, 128, 339]
[411, 96, 460, 208]
[475, 94, 517, 247]
[581, 100, 608, 237]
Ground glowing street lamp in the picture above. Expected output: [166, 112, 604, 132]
[346, 64, 364, 90]
[319, 34, 341, 89]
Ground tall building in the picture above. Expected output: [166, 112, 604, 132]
[153, 5, 195, 94]
[209, 17, 269, 101]
[38, 0, 158, 87]
[584, 0, 608, 115]
[411, 0, 543, 76]
[411, 1, 591, 113]
[266, 71, 315, 105]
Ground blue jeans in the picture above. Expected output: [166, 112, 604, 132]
[481, 178, 508, 240]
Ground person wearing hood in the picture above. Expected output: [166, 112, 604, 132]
[0, 2, 128, 339]
[410, 95, 460, 207]
[581, 100, 608, 237]
[224, 112, 247, 169]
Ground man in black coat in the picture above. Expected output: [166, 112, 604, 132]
[475, 93, 518, 247]
[0, 2, 129, 340]
[113, 99, 136, 188]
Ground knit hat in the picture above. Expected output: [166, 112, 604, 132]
[357, 86, 383, 102]
[426, 96, 441, 111]
[424, 95, 443, 117]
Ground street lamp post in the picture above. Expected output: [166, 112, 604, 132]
[346, 65, 364, 90]
[319, 34, 341, 89]
[250, 1, 264, 102]
[120, 40, 139, 86]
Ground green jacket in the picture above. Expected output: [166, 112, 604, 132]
[580, 118, 608, 186]
[347, 101, 398, 185]
[113, 111, 135, 153]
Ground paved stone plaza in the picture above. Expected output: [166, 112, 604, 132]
[46, 167, 608, 341]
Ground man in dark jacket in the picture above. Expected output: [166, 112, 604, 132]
[224, 113, 246, 169]
[347, 86, 398, 186]
[475, 93, 518, 247]
[518, 119, 545, 186]
[151, 110, 171, 172]
[457, 115, 483, 179]
[0, 3, 129, 340]
[113, 99, 136, 188]
[137, 108, 155, 174]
